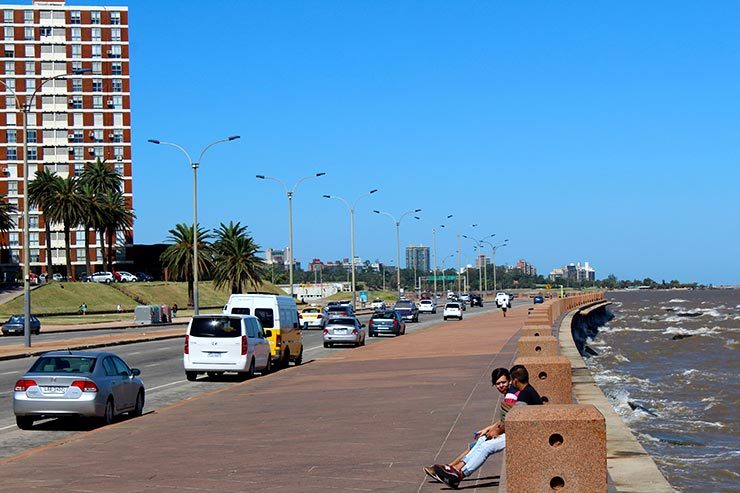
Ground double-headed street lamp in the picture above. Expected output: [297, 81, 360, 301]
[373, 208, 421, 298]
[323, 189, 378, 308]
[462, 232, 495, 292]
[440, 253, 456, 295]
[148, 135, 240, 315]
[256, 172, 325, 298]
[0, 68, 91, 347]
[481, 239, 508, 291]
[432, 214, 454, 298]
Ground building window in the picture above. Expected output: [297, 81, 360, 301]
[24, 61, 34, 74]
[92, 95, 102, 109]
[109, 45, 121, 58]
[75, 230, 85, 243]
[114, 146, 124, 159]
[115, 162, 123, 175]
[24, 45, 34, 58]
[71, 27, 81, 41]
[71, 44, 81, 59]
[30, 248, 39, 262]
[71, 130, 83, 143]
[70, 11, 81, 25]
[7, 180, 17, 194]
[76, 248, 86, 261]
[111, 28, 121, 42]
[94, 146, 103, 158]
[92, 61, 102, 74]
[112, 129, 123, 142]
[6, 129, 15, 143]
[26, 129, 36, 143]
[5, 95, 14, 108]
[4, 61, 13, 74]
[9, 232, 18, 246]
[74, 163, 84, 176]
[40, 26, 52, 37]
[92, 78, 102, 92]
[4, 78, 13, 91]
[91, 27, 101, 41]
[3, 44, 13, 57]
[2, 11, 12, 24]
[24, 78, 33, 92]
[73, 146, 83, 160]
[27, 146, 37, 160]
[111, 62, 122, 75]
[24, 27, 34, 41]
[93, 129, 103, 142]
[71, 61, 82, 73]
[6, 146, 16, 160]
[110, 12, 121, 25]
[112, 95, 122, 109]
[91, 44, 101, 58]
[71, 78, 82, 92]
[4, 26, 13, 40]
[91, 11, 101, 25]
[112, 78, 122, 92]
[29, 216, 38, 228]
[24, 10, 33, 24]
[71, 95, 82, 109]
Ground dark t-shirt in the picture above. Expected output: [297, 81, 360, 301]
[516, 384, 543, 405]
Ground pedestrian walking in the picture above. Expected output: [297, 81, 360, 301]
[171, 303, 178, 320]
[116, 304, 122, 314]
[79, 303, 88, 316]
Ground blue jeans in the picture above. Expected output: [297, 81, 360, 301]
[461, 434, 506, 476]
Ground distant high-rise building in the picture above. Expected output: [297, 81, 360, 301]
[475, 254, 490, 269]
[549, 261, 595, 282]
[0, 0, 132, 277]
[405, 244, 430, 272]
[516, 259, 537, 276]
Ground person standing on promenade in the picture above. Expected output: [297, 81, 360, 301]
[172, 303, 178, 320]
[426, 365, 543, 489]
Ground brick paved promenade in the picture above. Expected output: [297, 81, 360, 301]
[0, 306, 526, 492]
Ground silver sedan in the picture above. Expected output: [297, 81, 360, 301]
[13, 350, 145, 430]
[323, 317, 366, 348]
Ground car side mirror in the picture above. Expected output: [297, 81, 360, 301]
[264, 329, 272, 338]
[131, 368, 141, 376]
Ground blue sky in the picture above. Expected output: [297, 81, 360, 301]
[83, 0, 739, 284]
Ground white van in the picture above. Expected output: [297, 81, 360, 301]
[223, 294, 303, 368]
[183, 314, 272, 381]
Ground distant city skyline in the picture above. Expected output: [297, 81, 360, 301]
[112, 0, 735, 285]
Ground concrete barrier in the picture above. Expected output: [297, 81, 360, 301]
[521, 325, 551, 337]
[506, 404, 607, 493]
[514, 355, 572, 404]
[517, 335, 559, 357]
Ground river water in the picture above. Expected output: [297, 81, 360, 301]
[583, 289, 739, 492]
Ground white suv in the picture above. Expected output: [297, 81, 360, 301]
[495, 292, 511, 308]
[443, 302, 463, 321]
[117, 271, 138, 282]
[184, 315, 272, 381]
[90, 271, 115, 283]
[418, 299, 436, 314]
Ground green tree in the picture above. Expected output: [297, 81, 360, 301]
[211, 221, 265, 294]
[98, 190, 134, 271]
[27, 168, 59, 275]
[0, 194, 16, 234]
[80, 158, 122, 274]
[160, 223, 213, 307]
[47, 175, 86, 281]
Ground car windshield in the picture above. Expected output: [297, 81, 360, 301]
[190, 317, 241, 337]
[445, 303, 460, 309]
[372, 311, 396, 320]
[7, 316, 22, 323]
[302, 308, 320, 314]
[328, 318, 355, 326]
[395, 302, 413, 308]
[420, 300, 432, 304]
[327, 306, 349, 312]
[30, 356, 96, 373]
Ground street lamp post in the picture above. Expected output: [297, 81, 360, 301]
[432, 214, 453, 299]
[148, 135, 240, 315]
[441, 253, 455, 295]
[256, 172, 325, 298]
[0, 68, 91, 347]
[323, 189, 378, 308]
[482, 239, 508, 291]
[373, 208, 421, 298]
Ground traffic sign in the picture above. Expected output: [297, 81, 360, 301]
[426, 275, 456, 281]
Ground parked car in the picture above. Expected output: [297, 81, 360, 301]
[78, 273, 91, 282]
[494, 292, 511, 308]
[371, 299, 386, 311]
[183, 314, 272, 381]
[418, 299, 436, 314]
[368, 310, 405, 337]
[52, 273, 64, 282]
[393, 300, 419, 322]
[299, 306, 324, 329]
[116, 271, 138, 282]
[90, 271, 115, 283]
[469, 294, 483, 307]
[135, 272, 154, 282]
[533, 295, 545, 304]
[323, 317, 366, 347]
[13, 350, 145, 429]
[2, 315, 41, 336]
[443, 302, 464, 321]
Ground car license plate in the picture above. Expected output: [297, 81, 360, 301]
[334, 329, 347, 334]
[41, 386, 66, 394]
[207, 352, 221, 358]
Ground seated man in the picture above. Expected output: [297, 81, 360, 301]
[426, 365, 543, 489]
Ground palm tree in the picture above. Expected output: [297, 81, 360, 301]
[98, 190, 134, 271]
[27, 168, 59, 276]
[160, 223, 213, 307]
[47, 175, 86, 281]
[212, 221, 265, 294]
[80, 159, 122, 273]
[0, 194, 16, 233]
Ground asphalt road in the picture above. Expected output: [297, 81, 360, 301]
[0, 300, 525, 458]
[0, 323, 188, 346]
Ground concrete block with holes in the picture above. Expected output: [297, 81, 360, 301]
[521, 326, 551, 337]
[513, 355, 572, 404]
[505, 404, 607, 493]
[517, 335, 559, 357]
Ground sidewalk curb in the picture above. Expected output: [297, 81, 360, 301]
[40, 322, 188, 334]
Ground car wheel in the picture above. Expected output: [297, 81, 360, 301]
[444, 317, 447, 321]
[246, 358, 255, 378]
[15, 416, 33, 430]
[323, 342, 330, 348]
[185, 371, 198, 381]
[131, 391, 145, 417]
[294, 347, 303, 366]
[281, 349, 290, 369]
[102, 398, 115, 426]
[262, 357, 272, 375]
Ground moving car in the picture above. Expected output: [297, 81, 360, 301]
[460, 293, 471, 303]
[469, 294, 483, 307]
[495, 292, 511, 308]
[223, 294, 303, 368]
[299, 306, 323, 329]
[418, 299, 436, 314]
[2, 315, 41, 336]
[90, 271, 115, 283]
[116, 271, 138, 282]
[13, 350, 145, 429]
[371, 299, 386, 310]
[393, 300, 419, 322]
[533, 295, 545, 304]
[443, 302, 463, 321]
[368, 310, 405, 337]
[184, 314, 272, 381]
[323, 317, 366, 347]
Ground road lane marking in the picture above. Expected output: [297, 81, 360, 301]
[0, 371, 18, 376]
[147, 380, 185, 392]
[144, 363, 161, 367]
[0, 424, 16, 431]
[303, 345, 325, 353]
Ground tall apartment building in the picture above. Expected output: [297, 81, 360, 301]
[0, 0, 131, 278]
[516, 259, 537, 276]
[405, 244, 430, 272]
